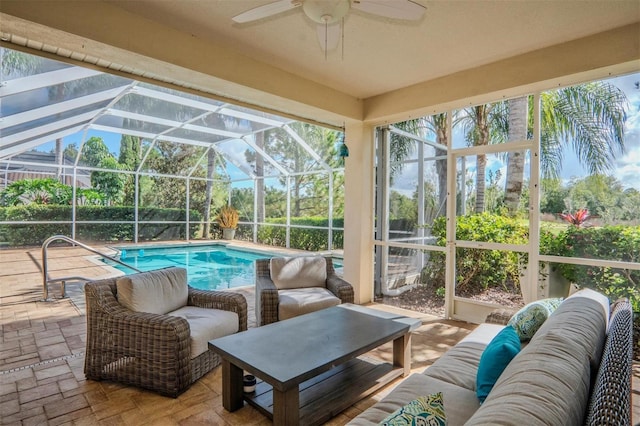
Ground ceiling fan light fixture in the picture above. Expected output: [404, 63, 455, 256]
[302, 0, 350, 24]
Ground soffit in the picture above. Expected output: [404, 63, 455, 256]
[104, 0, 640, 99]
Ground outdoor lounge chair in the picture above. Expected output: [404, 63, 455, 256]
[255, 256, 354, 326]
[84, 267, 247, 397]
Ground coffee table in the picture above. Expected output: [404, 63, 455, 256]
[208, 304, 420, 426]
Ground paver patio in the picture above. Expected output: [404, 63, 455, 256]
[1, 245, 638, 425]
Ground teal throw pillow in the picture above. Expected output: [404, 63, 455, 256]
[380, 392, 446, 426]
[476, 325, 521, 403]
[507, 298, 563, 341]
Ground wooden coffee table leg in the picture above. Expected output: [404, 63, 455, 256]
[393, 332, 412, 376]
[273, 385, 300, 425]
[221, 359, 244, 411]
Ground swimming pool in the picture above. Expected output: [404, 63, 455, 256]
[103, 244, 272, 290]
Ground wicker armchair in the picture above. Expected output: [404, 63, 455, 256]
[255, 256, 354, 326]
[84, 273, 247, 397]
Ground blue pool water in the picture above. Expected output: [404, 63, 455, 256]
[103, 244, 271, 290]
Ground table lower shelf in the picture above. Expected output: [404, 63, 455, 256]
[244, 356, 403, 426]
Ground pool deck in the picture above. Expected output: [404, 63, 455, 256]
[1, 242, 639, 425]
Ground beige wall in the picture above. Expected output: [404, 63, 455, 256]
[0, 3, 638, 303]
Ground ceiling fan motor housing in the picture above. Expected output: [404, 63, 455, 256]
[302, 0, 350, 24]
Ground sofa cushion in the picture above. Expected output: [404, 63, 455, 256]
[476, 325, 521, 403]
[270, 256, 327, 289]
[278, 287, 340, 320]
[507, 298, 563, 341]
[116, 267, 188, 315]
[348, 374, 480, 426]
[379, 392, 445, 426]
[423, 324, 503, 392]
[567, 288, 610, 328]
[467, 295, 608, 425]
[168, 306, 239, 358]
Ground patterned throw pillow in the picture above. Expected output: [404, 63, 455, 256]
[380, 392, 446, 426]
[507, 298, 563, 341]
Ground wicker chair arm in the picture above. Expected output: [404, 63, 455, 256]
[326, 275, 354, 304]
[255, 274, 279, 326]
[111, 309, 191, 342]
[188, 287, 248, 331]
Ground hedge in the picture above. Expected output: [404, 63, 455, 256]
[541, 225, 640, 312]
[425, 213, 529, 293]
[256, 217, 344, 251]
[0, 205, 202, 246]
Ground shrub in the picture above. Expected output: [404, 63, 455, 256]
[425, 213, 529, 294]
[257, 217, 344, 251]
[0, 205, 201, 246]
[542, 225, 640, 312]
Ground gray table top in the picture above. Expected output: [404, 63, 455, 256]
[209, 304, 416, 390]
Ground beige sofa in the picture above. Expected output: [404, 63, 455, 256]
[349, 289, 633, 425]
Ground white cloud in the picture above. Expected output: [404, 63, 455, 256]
[615, 143, 640, 190]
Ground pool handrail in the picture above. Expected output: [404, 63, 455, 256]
[42, 235, 142, 301]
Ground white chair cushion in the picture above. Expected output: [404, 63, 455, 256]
[116, 267, 188, 315]
[278, 287, 340, 320]
[270, 256, 327, 290]
[168, 306, 239, 358]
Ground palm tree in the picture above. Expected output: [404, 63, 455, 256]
[458, 104, 506, 213]
[393, 113, 449, 217]
[504, 82, 627, 214]
[504, 97, 528, 213]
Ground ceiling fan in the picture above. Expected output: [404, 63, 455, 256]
[232, 0, 426, 53]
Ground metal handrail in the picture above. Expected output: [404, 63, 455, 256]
[41, 235, 142, 301]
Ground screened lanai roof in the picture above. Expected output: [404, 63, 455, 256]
[0, 48, 339, 181]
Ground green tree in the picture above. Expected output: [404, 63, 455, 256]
[504, 82, 627, 214]
[81, 137, 111, 167]
[142, 141, 202, 210]
[246, 123, 339, 219]
[504, 97, 529, 213]
[63, 143, 79, 162]
[389, 191, 416, 222]
[80, 137, 124, 205]
[231, 187, 256, 221]
[458, 103, 507, 213]
[393, 113, 449, 218]
[90, 157, 125, 205]
[540, 178, 568, 214]
[118, 134, 142, 205]
[565, 174, 626, 223]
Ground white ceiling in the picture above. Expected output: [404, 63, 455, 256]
[104, 0, 640, 99]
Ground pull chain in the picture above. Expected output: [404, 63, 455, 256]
[325, 21, 328, 60]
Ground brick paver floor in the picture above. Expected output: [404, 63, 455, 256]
[1, 245, 638, 425]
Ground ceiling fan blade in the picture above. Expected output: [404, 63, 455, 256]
[352, 0, 426, 20]
[316, 22, 342, 52]
[232, 0, 301, 23]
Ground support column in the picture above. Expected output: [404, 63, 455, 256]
[343, 121, 376, 304]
